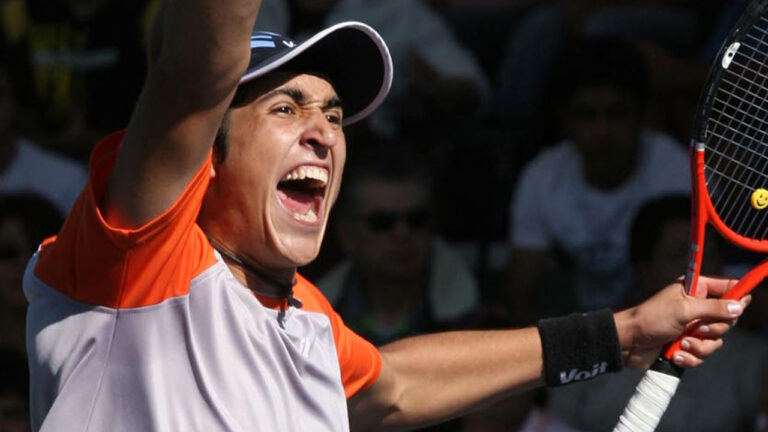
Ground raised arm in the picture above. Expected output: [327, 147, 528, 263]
[348, 276, 748, 431]
[104, 0, 262, 228]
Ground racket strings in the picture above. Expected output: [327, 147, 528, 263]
[708, 70, 759, 205]
[706, 15, 768, 239]
[710, 115, 768, 152]
[709, 37, 768, 174]
[710, 103, 768, 234]
[726, 56, 768, 85]
[708, 121, 768, 165]
[707, 143, 768, 181]
[716, 77, 768, 124]
[709, 80, 768, 228]
[707, 167, 753, 192]
[731, 36, 768, 237]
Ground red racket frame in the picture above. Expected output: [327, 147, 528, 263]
[664, 145, 768, 359]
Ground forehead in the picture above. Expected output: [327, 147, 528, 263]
[235, 72, 340, 107]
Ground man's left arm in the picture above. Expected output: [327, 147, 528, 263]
[348, 277, 748, 431]
[349, 326, 543, 431]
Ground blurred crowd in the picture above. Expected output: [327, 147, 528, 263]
[1, 0, 768, 431]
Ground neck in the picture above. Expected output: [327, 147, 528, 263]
[583, 149, 639, 191]
[584, 164, 634, 190]
[209, 238, 297, 299]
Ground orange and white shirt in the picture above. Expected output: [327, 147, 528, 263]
[24, 131, 382, 432]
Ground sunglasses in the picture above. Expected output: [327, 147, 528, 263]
[363, 209, 430, 233]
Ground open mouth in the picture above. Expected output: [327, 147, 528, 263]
[276, 165, 329, 225]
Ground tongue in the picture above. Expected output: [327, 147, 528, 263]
[277, 187, 315, 215]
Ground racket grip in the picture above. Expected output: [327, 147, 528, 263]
[612, 358, 683, 432]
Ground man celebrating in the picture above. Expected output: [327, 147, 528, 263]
[25, 0, 749, 431]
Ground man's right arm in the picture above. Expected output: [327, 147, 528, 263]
[103, 0, 262, 229]
[349, 277, 746, 431]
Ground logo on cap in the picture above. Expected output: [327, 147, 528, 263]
[250, 34, 276, 49]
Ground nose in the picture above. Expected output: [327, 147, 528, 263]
[390, 217, 415, 238]
[300, 110, 340, 154]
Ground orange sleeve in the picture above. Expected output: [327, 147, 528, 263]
[34, 131, 217, 308]
[293, 275, 382, 398]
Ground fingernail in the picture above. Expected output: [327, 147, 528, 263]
[728, 301, 743, 316]
[681, 339, 691, 350]
[673, 354, 684, 365]
[699, 325, 710, 334]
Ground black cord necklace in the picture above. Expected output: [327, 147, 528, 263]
[208, 237, 302, 309]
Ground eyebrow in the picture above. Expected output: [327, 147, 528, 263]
[266, 87, 343, 111]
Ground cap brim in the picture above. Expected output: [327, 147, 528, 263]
[240, 22, 393, 126]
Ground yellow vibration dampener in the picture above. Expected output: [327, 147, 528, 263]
[751, 188, 768, 210]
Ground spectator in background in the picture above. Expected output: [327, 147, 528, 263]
[492, 0, 715, 148]
[0, 347, 30, 432]
[319, 142, 480, 348]
[0, 193, 63, 353]
[546, 195, 768, 432]
[1, 0, 154, 160]
[0, 61, 87, 216]
[505, 37, 689, 324]
[255, 0, 489, 134]
[318, 143, 479, 431]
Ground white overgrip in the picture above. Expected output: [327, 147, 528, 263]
[613, 370, 680, 432]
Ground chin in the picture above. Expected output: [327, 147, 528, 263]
[276, 241, 322, 267]
[267, 223, 325, 268]
[267, 200, 328, 268]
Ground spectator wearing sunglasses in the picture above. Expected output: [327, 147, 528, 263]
[318, 142, 480, 347]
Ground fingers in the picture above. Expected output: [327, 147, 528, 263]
[695, 276, 739, 297]
[688, 295, 751, 337]
[741, 294, 753, 308]
[671, 337, 724, 368]
[672, 352, 703, 368]
[681, 337, 723, 358]
[689, 321, 733, 338]
[683, 296, 746, 324]
[668, 287, 748, 369]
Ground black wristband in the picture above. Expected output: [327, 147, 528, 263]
[537, 309, 623, 387]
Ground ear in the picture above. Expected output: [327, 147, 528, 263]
[210, 164, 217, 179]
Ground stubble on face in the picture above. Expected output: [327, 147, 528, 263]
[200, 72, 346, 286]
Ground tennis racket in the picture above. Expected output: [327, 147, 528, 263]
[614, 1, 768, 431]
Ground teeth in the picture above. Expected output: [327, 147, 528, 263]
[281, 166, 329, 186]
[294, 207, 318, 223]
